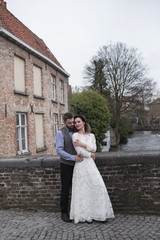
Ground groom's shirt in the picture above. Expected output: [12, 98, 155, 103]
[55, 125, 76, 162]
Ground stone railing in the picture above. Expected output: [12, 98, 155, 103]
[135, 125, 160, 131]
[0, 151, 160, 214]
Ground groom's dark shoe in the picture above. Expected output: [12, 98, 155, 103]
[61, 213, 72, 223]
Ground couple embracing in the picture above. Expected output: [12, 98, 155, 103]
[55, 112, 114, 224]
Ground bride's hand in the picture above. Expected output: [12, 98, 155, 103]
[74, 139, 87, 149]
[74, 139, 82, 147]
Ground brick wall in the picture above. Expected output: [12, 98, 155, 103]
[97, 152, 160, 214]
[0, 151, 159, 214]
[0, 36, 68, 158]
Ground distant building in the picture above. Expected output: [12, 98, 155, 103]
[148, 98, 160, 125]
[121, 95, 151, 126]
[0, 0, 70, 158]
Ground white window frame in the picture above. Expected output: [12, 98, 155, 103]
[16, 113, 28, 154]
[51, 75, 56, 101]
[60, 80, 64, 103]
[61, 115, 64, 127]
[54, 113, 58, 135]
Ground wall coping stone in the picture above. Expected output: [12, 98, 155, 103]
[96, 150, 160, 165]
[0, 150, 160, 168]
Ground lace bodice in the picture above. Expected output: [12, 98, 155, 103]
[72, 132, 97, 158]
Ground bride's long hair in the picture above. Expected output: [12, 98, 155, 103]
[74, 114, 91, 133]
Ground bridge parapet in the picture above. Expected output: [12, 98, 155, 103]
[0, 151, 160, 214]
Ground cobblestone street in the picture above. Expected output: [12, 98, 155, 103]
[0, 210, 159, 240]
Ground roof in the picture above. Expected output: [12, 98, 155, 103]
[0, 1, 69, 76]
[149, 98, 160, 106]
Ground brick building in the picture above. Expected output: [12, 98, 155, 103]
[148, 98, 160, 125]
[0, 0, 69, 158]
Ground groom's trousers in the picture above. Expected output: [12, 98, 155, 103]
[60, 163, 74, 214]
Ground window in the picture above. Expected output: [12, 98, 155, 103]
[33, 65, 42, 96]
[60, 80, 64, 103]
[126, 102, 129, 108]
[61, 115, 64, 127]
[35, 114, 44, 149]
[51, 75, 56, 101]
[16, 113, 28, 153]
[54, 113, 58, 135]
[14, 56, 25, 92]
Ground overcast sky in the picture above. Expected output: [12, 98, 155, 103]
[6, 0, 160, 91]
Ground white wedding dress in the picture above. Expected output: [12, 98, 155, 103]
[70, 132, 114, 224]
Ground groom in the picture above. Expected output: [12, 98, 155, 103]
[55, 112, 83, 222]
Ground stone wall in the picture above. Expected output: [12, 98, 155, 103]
[0, 151, 160, 214]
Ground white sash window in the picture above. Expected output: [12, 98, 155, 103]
[60, 80, 64, 103]
[51, 75, 56, 101]
[54, 113, 58, 135]
[61, 114, 64, 127]
[16, 113, 28, 153]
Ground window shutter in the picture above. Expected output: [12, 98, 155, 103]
[14, 56, 25, 92]
[35, 114, 44, 148]
[33, 65, 42, 96]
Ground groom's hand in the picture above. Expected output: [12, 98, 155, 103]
[75, 155, 83, 162]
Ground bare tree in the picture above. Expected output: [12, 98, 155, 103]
[84, 42, 156, 127]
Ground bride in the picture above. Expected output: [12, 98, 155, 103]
[70, 114, 114, 224]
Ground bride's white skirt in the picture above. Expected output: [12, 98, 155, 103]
[70, 158, 115, 224]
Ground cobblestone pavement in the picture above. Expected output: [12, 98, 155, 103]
[0, 210, 159, 240]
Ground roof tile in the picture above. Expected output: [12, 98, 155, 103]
[0, 1, 63, 69]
